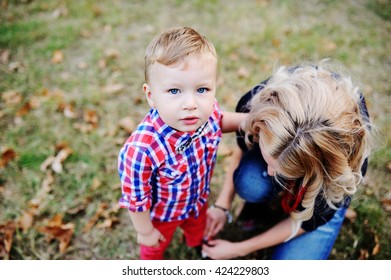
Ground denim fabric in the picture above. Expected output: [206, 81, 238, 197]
[233, 145, 346, 260]
[272, 207, 346, 259]
[233, 146, 275, 203]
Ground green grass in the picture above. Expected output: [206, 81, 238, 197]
[1, 0, 390, 260]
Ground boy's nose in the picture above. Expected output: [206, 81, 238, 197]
[183, 94, 198, 110]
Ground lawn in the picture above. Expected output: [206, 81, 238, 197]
[1, 0, 390, 260]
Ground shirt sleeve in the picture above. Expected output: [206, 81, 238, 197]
[211, 99, 223, 130]
[118, 144, 153, 212]
[300, 194, 339, 232]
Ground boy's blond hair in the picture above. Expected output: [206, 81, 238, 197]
[144, 27, 217, 82]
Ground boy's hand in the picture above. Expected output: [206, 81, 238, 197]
[137, 227, 165, 247]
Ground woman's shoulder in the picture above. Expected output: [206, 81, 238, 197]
[235, 79, 269, 113]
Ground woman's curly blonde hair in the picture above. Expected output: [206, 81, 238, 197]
[245, 60, 373, 222]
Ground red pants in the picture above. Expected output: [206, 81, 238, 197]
[140, 204, 207, 260]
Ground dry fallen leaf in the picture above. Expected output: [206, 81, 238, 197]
[0, 148, 17, 168]
[90, 177, 102, 191]
[8, 61, 24, 72]
[83, 202, 108, 233]
[2, 90, 22, 106]
[17, 211, 34, 232]
[381, 191, 391, 212]
[16, 102, 33, 117]
[96, 217, 120, 229]
[372, 232, 380, 256]
[104, 48, 120, 59]
[83, 109, 99, 126]
[51, 146, 73, 173]
[51, 50, 64, 64]
[0, 221, 16, 260]
[344, 207, 357, 222]
[0, 49, 10, 64]
[63, 103, 78, 119]
[102, 83, 124, 94]
[358, 249, 369, 260]
[272, 38, 281, 48]
[237, 67, 250, 79]
[29, 171, 54, 212]
[39, 219, 75, 254]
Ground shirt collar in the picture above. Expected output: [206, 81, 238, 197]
[150, 108, 210, 153]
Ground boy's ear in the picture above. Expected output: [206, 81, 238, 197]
[143, 83, 155, 108]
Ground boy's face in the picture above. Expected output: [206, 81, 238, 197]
[144, 54, 217, 132]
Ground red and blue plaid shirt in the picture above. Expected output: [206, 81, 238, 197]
[118, 101, 223, 222]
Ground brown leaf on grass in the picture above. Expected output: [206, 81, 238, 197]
[90, 177, 102, 191]
[41, 88, 65, 101]
[272, 38, 281, 48]
[51, 146, 73, 173]
[73, 123, 95, 133]
[96, 217, 120, 229]
[17, 211, 34, 232]
[52, 6, 69, 18]
[237, 67, 250, 79]
[40, 156, 55, 171]
[372, 232, 380, 256]
[38, 214, 74, 254]
[63, 103, 78, 119]
[51, 50, 64, 64]
[381, 191, 391, 212]
[0, 49, 10, 64]
[16, 101, 33, 117]
[8, 61, 24, 72]
[98, 59, 107, 69]
[2, 90, 22, 106]
[118, 116, 136, 133]
[96, 203, 120, 229]
[0, 221, 16, 260]
[104, 48, 120, 59]
[29, 171, 54, 212]
[358, 249, 369, 260]
[83, 202, 108, 233]
[0, 148, 17, 168]
[381, 198, 391, 212]
[83, 109, 99, 126]
[66, 195, 93, 215]
[102, 83, 124, 94]
[321, 39, 337, 52]
[16, 96, 41, 117]
[344, 207, 357, 222]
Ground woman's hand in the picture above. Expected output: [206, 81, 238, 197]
[202, 239, 241, 260]
[137, 227, 165, 247]
[204, 207, 227, 239]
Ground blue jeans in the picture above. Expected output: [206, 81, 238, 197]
[233, 146, 347, 260]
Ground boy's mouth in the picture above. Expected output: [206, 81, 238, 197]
[181, 116, 199, 125]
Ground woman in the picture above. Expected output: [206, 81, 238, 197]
[203, 61, 372, 259]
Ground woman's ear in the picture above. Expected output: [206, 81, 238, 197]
[143, 83, 155, 108]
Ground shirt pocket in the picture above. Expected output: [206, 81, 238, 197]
[158, 159, 188, 189]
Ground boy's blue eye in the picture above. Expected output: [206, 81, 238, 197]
[197, 88, 208, 94]
[169, 89, 179, 94]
